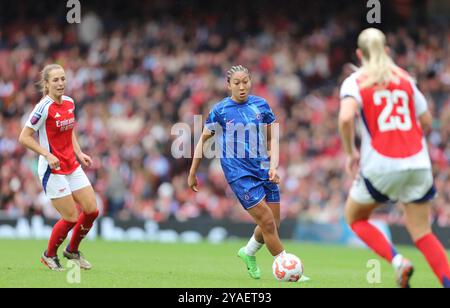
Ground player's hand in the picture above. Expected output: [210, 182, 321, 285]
[345, 151, 360, 178]
[45, 153, 61, 170]
[269, 168, 280, 184]
[77, 152, 93, 168]
[188, 173, 199, 192]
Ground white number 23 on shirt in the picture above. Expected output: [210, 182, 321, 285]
[374, 90, 412, 132]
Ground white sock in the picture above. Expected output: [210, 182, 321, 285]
[274, 250, 286, 259]
[392, 254, 404, 269]
[245, 236, 264, 256]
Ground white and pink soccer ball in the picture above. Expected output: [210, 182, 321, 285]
[272, 253, 304, 282]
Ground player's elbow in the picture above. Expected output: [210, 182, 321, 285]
[18, 131, 26, 146]
[18, 129, 31, 146]
[338, 114, 354, 131]
[338, 116, 353, 127]
[338, 111, 355, 127]
[419, 111, 433, 136]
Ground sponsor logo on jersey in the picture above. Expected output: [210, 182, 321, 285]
[56, 118, 75, 128]
[56, 117, 75, 132]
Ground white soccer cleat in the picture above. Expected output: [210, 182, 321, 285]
[40, 251, 65, 272]
[395, 258, 414, 288]
[63, 248, 92, 270]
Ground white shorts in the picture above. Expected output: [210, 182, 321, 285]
[39, 166, 91, 200]
[350, 169, 436, 204]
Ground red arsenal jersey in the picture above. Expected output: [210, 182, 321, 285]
[340, 70, 431, 175]
[26, 95, 80, 175]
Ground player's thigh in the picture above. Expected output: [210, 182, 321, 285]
[72, 186, 97, 214]
[69, 167, 97, 214]
[345, 197, 380, 225]
[51, 195, 79, 223]
[402, 202, 432, 242]
[346, 176, 380, 224]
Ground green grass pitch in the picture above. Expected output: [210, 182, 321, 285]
[0, 239, 445, 288]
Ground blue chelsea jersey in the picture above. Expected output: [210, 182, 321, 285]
[205, 95, 276, 183]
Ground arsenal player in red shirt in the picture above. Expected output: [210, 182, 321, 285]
[19, 64, 99, 271]
[339, 29, 450, 288]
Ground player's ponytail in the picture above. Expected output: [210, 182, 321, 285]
[358, 28, 402, 88]
[37, 64, 64, 98]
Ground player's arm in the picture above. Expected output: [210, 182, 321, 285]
[267, 123, 280, 184]
[72, 130, 93, 168]
[188, 128, 214, 192]
[338, 97, 358, 155]
[18, 126, 60, 170]
[413, 83, 433, 136]
[419, 111, 432, 136]
[338, 97, 360, 176]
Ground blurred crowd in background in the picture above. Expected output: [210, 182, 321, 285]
[1, 0, 450, 226]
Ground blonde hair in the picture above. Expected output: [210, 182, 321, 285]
[37, 64, 64, 97]
[358, 28, 402, 88]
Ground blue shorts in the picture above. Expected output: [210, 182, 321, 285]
[229, 177, 280, 210]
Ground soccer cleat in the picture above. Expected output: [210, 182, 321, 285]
[238, 247, 261, 279]
[40, 251, 65, 271]
[63, 248, 92, 270]
[299, 275, 311, 283]
[395, 258, 414, 288]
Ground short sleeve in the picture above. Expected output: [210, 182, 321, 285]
[340, 74, 362, 106]
[412, 82, 428, 117]
[25, 102, 49, 131]
[263, 102, 276, 124]
[205, 109, 219, 133]
[264, 108, 276, 125]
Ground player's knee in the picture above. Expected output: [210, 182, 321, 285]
[406, 224, 431, 242]
[260, 217, 277, 235]
[64, 210, 79, 223]
[344, 202, 370, 226]
[81, 198, 98, 215]
[275, 218, 281, 230]
[84, 205, 99, 217]
[344, 208, 357, 226]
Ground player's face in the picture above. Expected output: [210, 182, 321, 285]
[46, 69, 66, 98]
[228, 71, 251, 103]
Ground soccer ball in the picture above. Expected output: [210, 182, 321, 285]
[272, 253, 304, 282]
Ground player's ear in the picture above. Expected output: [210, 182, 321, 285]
[356, 49, 363, 62]
[385, 46, 391, 56]
[226, 81, 232, 91]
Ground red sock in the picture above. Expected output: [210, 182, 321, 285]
[351, 220, 398, 263]
[68, 210, 99, 253]
[415, 233, 450, 288]
[47, 220, 76, 257]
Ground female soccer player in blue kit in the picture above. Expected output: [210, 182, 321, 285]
[188, 65, 298, 280]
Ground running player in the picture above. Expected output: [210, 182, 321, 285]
[19, 64, 99, 271]
[339, 28, 450, 288]
[188, 65, 296, 280]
